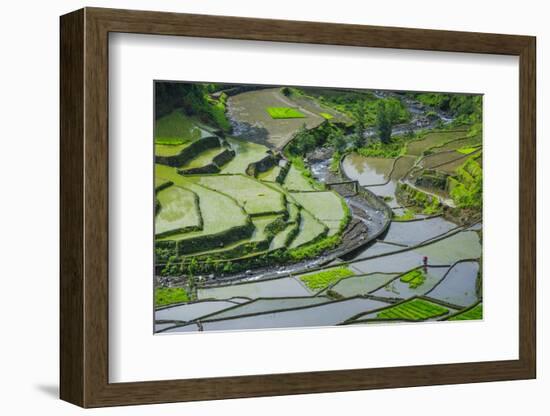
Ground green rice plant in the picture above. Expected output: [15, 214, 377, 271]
[448, 303, 483, 321]
[266, 107, 306, 119]
[357, 139, 405, 158]
[393, 209, 415, 221]
[448, 157, 482, 209]
[288, 233, 341, 261]
[155, 287, 190, 307]
[155, 143, 190, 157]
[399, 269, 426, 289]
[457, 146, 480, 154]
[299, 267, 354, 290]
[320, 112, 334, 120]
[376, 298, 449, 320]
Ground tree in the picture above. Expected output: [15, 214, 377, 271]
[351, 132, 365, 149]
[352, 102, 366, 147]
[329, 130, 347, 153]
[376, 101, 392, 144]
[187, 258, 199, 276]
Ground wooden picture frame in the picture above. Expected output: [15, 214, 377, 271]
[60, 7, 536, 408]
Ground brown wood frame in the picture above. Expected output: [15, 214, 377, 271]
[60, 7, 536, 408]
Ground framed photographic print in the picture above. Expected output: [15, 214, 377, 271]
[60, 7, 536, 408]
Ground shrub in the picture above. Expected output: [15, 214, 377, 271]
[155, 287, 189, 307]
[299, 267, 354, 290]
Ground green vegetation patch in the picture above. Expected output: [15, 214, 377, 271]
[155, 287, 190, 307]
[448, 303, 483, 321]
[375, 298, 449, 321]
[396, 183, 442, 215]
[155, 82, 231, 132]
[457, 146, 480, 155]
[297, 88, 410, 127]
[155, 186, 202, 237]
[155, 143, 191, 157]
[155, 177, 172, 190]
[357, 141, 405, 158]
[196, 174, 286, 216]
[413, 93, 482, 126]
[320, 112, 333, 120]
[299, 267, 354, 290]
[266, 107, 306, 119]
[399, 269, 426, 289]
[431, 134, 481, 153]
[406, 130, 467, 156]
[447, 157, 482, 209]
[393, 209, 415, 221]
[154, 111, 208, 145]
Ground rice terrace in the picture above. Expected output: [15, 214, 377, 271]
[154, 82, 483, 333]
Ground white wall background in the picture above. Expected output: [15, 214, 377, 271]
[0, 0, 545, 414]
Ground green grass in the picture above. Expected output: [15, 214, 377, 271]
[155, 177, 171, 190]
[299, 267, 354, 290]
[266, 107, 306, 119]
[291, 191, 348, 235]
[375, 298, 449, 321]
[357, 139, 406, 158]
[155, 186, 201, 236]
[399, 269, 426, 289]
[155, 143, 190, 157]
[448, 303, 483, 321]
[447, 157, 482, 209]
[154, 111, 207, 144]
[196, 174, 286, 216]
[430, 134, 481, 153]
[457, 146, 480, 154]
[155, 287, 190, 307]
[319, 112, 333, 120]
[393, 209, 415, 221]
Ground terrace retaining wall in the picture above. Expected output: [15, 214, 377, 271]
[155, 136, 220, 167]
[246, 153, 279, 177]
[177, 222, 255, 256]
[212, 148, 236, 167]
